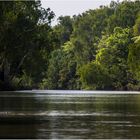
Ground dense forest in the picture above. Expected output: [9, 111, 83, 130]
[0, 0, 140, 91]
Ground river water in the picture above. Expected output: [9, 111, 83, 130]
[0, 90, 140, 139]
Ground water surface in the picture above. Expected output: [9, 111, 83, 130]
[0, 90, 140, 139]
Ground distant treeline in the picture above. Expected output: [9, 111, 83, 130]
[0, 0, 140, 91]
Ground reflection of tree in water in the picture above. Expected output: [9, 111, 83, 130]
[1, 92, 140, 138]
[55, 94, 140, 139]
[87, 95, 140, 139]
[0, 92, 52, 139]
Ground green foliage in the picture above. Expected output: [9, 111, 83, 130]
[133, 14, 140, 36]
[1, 0, 140, 90]
[96, 27, 134, 89]
[79, 62, 111, 89]
[128, 43, 140, 79]
[128, 14, 140, 82]
[41, 42, 79, 89]
[107, 0, 140, 32]
[71, 7, 114, 66]
[53, 16, 73, 47]
[0, 0, 54, 90]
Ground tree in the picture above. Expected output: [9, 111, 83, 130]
[41, 41, 79, 89]
[128, 14, 140, 81]
[0, 1, 54, 90]
[1, 0, 140, 90]
[79, 61, 111, 89]
[53, 16, 73, 46]
[96, 27, 134, 89]
[71, 7, 114, 66]
[107, 0, 140, 32]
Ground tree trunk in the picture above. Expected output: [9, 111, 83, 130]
[10, 52, 29, 81]
[3, 58, 10, 83]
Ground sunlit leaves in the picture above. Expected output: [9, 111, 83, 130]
[79, 62, 111, 89]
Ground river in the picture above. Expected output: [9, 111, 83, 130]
[0, 90, 140, 139]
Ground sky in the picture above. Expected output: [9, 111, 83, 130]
[41, 0, 121, 25]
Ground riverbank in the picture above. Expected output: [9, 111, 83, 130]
[10, 90, 140, 95]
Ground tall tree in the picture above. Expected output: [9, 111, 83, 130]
[128, 14, 140, 81]
[96, 27, 133, 89]
[0, 1, 54, 90]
